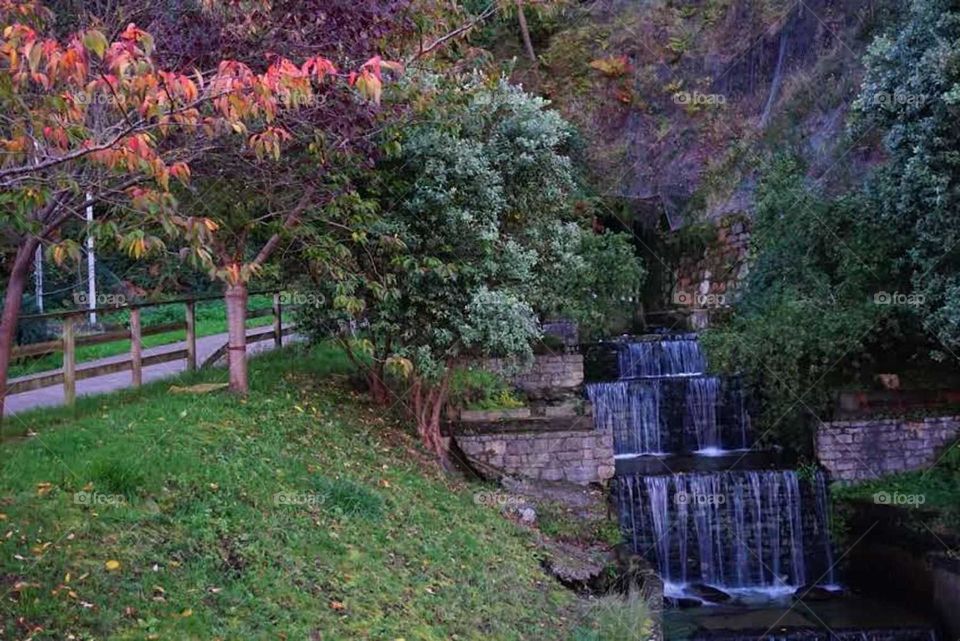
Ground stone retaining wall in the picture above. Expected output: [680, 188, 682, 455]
[672, 214, 750, 329]
[484, 354, 584, 398]
[816, 415, 960, 482]
[457, 428, 615, 485]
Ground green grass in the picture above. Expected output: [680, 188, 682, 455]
[448, 367, 526, 411]
[831, 443, 960, 534]
[0, 343, 586, 640]
[571, 589, 655, 641]
[9, 296, 275, 379]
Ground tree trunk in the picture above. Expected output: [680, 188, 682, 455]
[224, 281, 248, 395]
[0, 238, 40, 418]
[368, 363, 390, 405]
[410, 371, 452, 463]
[516, 0, 537, 64]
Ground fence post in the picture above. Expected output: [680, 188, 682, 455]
[185, 300, 197, 371]
[273, 292, 282, 348]
[62, 314, 77, 406]
[130, 307, 142, 387]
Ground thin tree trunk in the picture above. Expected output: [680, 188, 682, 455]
[0, 238, 40, 418]
[516, 0, 537, 64]
[411, 371, 452, 463]
[224, 281, 248, 394]
[368, 363, 390, 405]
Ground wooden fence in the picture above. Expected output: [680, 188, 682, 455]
[7, 290, 294, 405]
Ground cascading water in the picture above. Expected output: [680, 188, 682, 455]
[588, 380, 664, 455]
[614, 470, 831, 595]
[686, 376, 720, 452]
[587, 335, 750, 456]
[617, 335, 706, 378]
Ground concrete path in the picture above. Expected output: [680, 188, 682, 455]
[3, 327, 294, 417]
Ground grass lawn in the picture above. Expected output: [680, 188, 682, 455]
[9, 296, 275, 379]
[0, 343, 585, 640]
[831, 444, 960, 535]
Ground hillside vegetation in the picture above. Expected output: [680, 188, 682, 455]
[0, 346, 590, 640]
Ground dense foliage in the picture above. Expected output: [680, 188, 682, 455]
[701, 156, 914, 452]
[852, 0, 960, 357]
[297, 76, 644, 456]
[702, 0, 960, 453]
[523, 221, 645, 339]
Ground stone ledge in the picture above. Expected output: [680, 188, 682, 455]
[450, 413, 596, 436]
[456, 427, 615, 486]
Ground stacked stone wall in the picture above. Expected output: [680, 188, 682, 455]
[816, 416, 960, 481]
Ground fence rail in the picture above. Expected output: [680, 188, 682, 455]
[6, 290, 296, 407]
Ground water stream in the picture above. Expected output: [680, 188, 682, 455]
[587, 337, 750, 457]
[594, 335, 937, 641]
[614, 470, 833, 595]
[593, 337, 834, 601]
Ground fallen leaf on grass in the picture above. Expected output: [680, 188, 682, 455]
[36, 482, 53, 497]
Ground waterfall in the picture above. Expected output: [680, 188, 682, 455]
[736, 382, 751, 449]
[813, 471, 837, 585]
[593, 336, 751, 455]
[615, 470, 830, 591]
[617, 336, 706, 378]
[686, 377, 720, 451]
[588, 380, 663, 455]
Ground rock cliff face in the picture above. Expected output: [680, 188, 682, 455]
[524, 0, 897, 227]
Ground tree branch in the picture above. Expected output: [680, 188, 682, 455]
[407, 4, 497, 65]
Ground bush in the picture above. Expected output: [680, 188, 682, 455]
[701, 155, 916, 454]
[448, 367, 525, 411]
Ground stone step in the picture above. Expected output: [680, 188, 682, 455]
[614, 449, 781, 476]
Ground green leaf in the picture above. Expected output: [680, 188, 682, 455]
[83, 30, 108, 59]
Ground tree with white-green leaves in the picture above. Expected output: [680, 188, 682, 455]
[298, 76, 644, 461]
[853, 0, 960, 356]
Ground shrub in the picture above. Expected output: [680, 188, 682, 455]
[448, 367, 526, 411]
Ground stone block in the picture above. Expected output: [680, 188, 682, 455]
[597, 464, 616, 480]
[565, 467, 596, 485]
[540, 468, 564, 482]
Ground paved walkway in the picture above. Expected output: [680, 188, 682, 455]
[3, 327, 294, 416]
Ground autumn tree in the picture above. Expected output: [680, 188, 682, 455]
[0, 0, 380, 408]
[148, 0, 410, 394]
